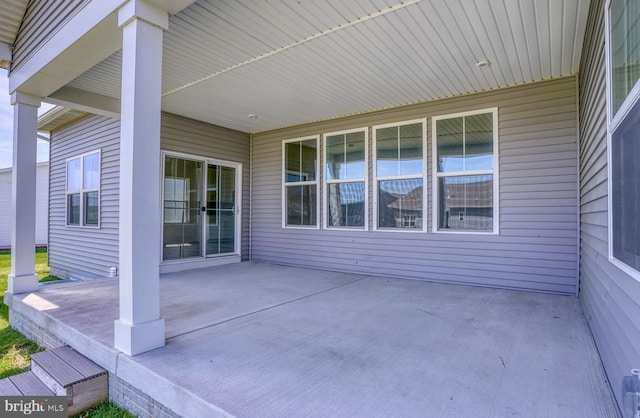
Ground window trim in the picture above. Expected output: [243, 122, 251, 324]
[282, 135, 320, 229]
[322, 127, 369, 231]
[372, 118, 427, 233]
[431, 108, 499, 235]
[605, 0, 640, 281]
[65, 150, 101, 228]
[605, 0, 640, 131]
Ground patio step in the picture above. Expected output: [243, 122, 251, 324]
[0, 346, 108, 416]
[0, 370, 55, 396]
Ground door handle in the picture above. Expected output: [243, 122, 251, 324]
[201, 206, 206, 212]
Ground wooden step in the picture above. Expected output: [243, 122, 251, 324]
[0, 371, 55, 396]
[30, 346, 108, 416]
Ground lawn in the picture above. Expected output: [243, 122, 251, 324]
[0, 249, 132, 417]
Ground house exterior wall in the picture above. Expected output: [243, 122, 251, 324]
[48, 113, 250, 280]
[10, 0, 89, 72]
[49, 115, 120, 279]
[578, 0, 640, 410]
[0, 162, 49, 249]
[252, 77, 580, 294]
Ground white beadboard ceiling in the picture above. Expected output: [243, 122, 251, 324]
[65, 0, 591, 133]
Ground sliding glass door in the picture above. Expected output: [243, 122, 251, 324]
[163, 154, 240, 261]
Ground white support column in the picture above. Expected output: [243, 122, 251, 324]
[113, 0, 168, 356]
[8, 92, 41, 295]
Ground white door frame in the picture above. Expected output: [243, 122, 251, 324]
[159, 151, 242, 273]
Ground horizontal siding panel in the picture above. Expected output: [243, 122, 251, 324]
[500, 166, 576, 179]
[501, 182, 577, 192]
[577, 0, 640, 412]
[501, 142, 577, 157]
[500, 129, 577, 145]
[499, 198, 576, 208]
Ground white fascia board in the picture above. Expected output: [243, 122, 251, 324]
[47, 86, 121, 119]
[9, 0, 125, 97]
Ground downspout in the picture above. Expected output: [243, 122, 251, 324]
[249, 133, 253, 261]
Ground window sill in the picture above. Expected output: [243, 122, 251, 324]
[65, 224, 101, 229]
[433, 229, 498, 235]
[610, 257, 640, 283]
[373, 228, 426, 233]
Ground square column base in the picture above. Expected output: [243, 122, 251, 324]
[114, 318, 165, 356]
[8, 274, 39, 294]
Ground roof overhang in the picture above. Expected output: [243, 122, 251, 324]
[13, 0, 591, 134]
[37, 106, 90, 133]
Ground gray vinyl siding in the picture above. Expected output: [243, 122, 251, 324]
[49, 113, 250, 279]
[578, 0, 640, 411]
[252, 77, 579, 294]
[11, 0, 89, 72]
[49, 115, 120, 279]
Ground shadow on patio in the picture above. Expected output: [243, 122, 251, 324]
[5, 262, 619, 417]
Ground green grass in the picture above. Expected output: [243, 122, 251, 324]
[72, 402, 134, 418]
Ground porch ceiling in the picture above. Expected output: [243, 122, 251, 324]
[62, 0, 590, 133]
[0, 0, 27, 46]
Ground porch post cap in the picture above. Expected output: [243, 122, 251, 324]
[11, 91, 41, 107]
[118, 0, 169, 30]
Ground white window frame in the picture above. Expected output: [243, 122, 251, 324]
[605, 0, 640, 281]
[323, 127, 369, 231]
[432, 108, 499, 235]
[65, 150, 101, 228]
[372, 118, 427, 233]
[282, 136, 320, 229]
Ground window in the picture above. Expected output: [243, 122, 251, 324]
[373, 119, 426, 231]
[283, 136, 319, 228]
[66, 151, 100, 226]
[163, 177, 190, 224]
[607, 0, 640, 275]
[609, 0, 640, 117]
[324, 128, 367, 229]
[433, 109, 498, 233]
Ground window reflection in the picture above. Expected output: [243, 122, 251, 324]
[378, 179, 423, 229]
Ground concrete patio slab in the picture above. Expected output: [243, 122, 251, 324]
[5, 262, 620, 417]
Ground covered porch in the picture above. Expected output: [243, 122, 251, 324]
[4, 263, 619, 417]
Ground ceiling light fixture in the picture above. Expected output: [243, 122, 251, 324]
[476, 59, 491, 68]
[248, 114, 258, 119]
